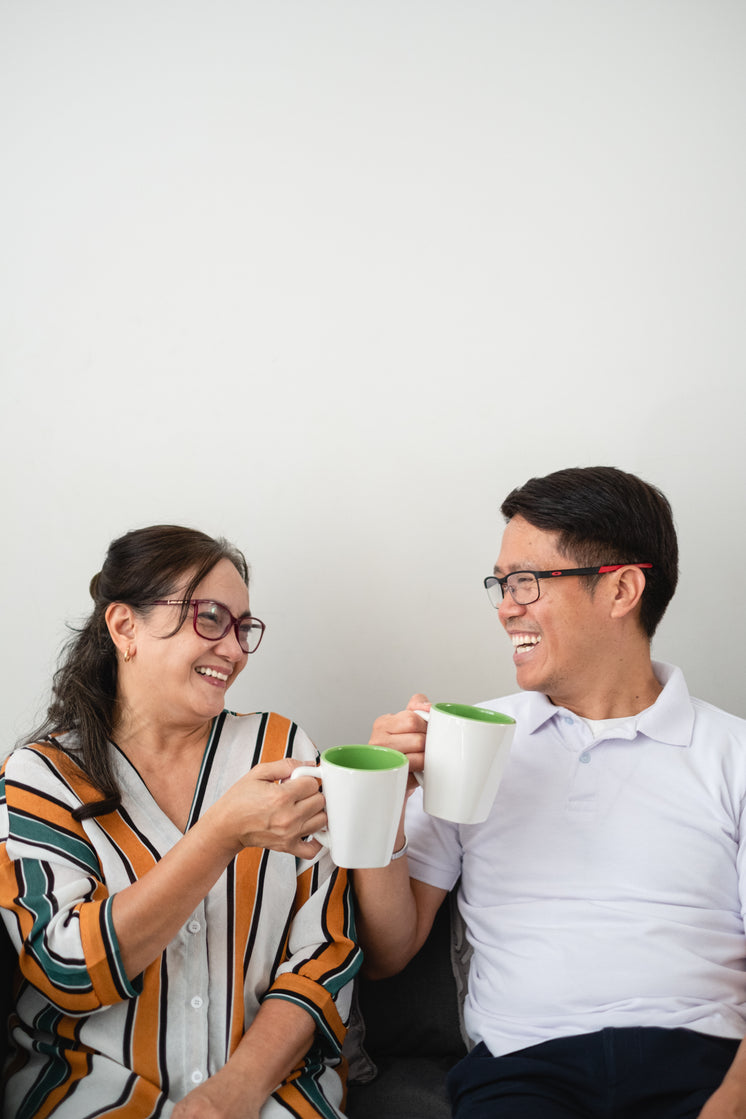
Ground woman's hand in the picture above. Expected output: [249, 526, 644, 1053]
[206, 757, 326, 861]
[370, 693, 430, 794]
[111, 757, 326, 981]
[171, 1076, 260, 1119]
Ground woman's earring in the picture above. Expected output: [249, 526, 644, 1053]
[124, 647, 134, 663]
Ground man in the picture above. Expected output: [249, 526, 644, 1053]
[354, 466, 746, 1118]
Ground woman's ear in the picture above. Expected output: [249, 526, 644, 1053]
[105, 602, 138, 659]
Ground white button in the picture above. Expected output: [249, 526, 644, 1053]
[579, 752, 591, 765]
[188, 920, 201, 934]
[191, 996, 204, 1009]
[191, 1070, 204, 1084]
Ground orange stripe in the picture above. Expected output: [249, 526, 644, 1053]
[275, 1075, 343, 1119]
[26, 744, 161, 880]
[27, 1048, 93, 1119]
[226, 712, 296, 1053]
[24, 742, 106, 807]
[296, 869, 356, 988]
[128, 957, 165, 1086]
[0, 852, 113, 1013]
[92, 1072, 163, 1118]
[293, 864, 314, 913]
[260, 712, 295, 762]
[227, 846, 265, 1053]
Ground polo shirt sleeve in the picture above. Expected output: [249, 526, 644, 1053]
[0, 750, 140, 1014]
[406, 787, 463, 891]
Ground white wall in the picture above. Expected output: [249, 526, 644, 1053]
[2, 0, 745, 757]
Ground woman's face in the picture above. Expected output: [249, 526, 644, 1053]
[120, 558, 252, 733]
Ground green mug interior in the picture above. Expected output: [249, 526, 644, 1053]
[323, 744, 408, 771]
[433, 702, 515, 726]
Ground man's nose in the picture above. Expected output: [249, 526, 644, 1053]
[498, 589, 526, 624]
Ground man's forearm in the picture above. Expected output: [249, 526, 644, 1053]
[353, 840, 421, 978]
[353, 822, 446, 979]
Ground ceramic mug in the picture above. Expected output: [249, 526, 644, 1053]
[290, 744, 409, 868]
[414, 703, 516, 824]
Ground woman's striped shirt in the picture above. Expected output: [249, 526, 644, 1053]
[0, 711, 362, 1118]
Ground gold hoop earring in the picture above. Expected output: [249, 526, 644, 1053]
[124, 647, 133, 663]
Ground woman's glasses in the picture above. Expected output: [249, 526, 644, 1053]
[150, 599, 266, 653]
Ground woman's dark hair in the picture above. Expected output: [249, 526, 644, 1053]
[25, 525, 250, 819]
[500, 466, 678, 639]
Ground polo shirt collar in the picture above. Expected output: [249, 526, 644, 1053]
[518, 660, 694, 747]
[635, 661, 694, 746]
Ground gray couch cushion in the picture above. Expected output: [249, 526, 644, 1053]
[345, 889, 470, 1117]
[346, 1055, 454, 1119]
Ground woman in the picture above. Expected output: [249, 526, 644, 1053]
[0, 525, 361, 1119]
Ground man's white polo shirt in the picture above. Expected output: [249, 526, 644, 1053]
[406, 663, 746, 1057]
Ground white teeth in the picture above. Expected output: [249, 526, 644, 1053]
[511, 634, 541, 649]
[196, 667, 229, 681]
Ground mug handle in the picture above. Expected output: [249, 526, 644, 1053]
[289, 765, 331, 847]
[412, 709, 430, 788]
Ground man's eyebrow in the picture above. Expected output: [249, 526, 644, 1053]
[492, 563, 537, 576]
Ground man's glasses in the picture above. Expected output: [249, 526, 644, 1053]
[150, 599, 266, 653]
[483, 564, 653, 608]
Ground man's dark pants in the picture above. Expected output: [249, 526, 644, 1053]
[447, 1027, 740, 1118]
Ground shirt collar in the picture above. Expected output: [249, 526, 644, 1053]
[517, 661, 694, 747]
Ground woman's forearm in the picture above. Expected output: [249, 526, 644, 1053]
[111, 812, 237, 980]
[111, 760, 323, 981]
[171, 1000, 317, 1119]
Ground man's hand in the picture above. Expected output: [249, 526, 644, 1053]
[697, 1036, 746, 1117]
[698, 1084, 746, 1118]
[370, 693, 430, 793]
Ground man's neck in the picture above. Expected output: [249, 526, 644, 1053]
[549, 664, 662, 720]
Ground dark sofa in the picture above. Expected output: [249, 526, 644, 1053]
[345, 890, 471, 1119]
[0, 894, 470, 1117]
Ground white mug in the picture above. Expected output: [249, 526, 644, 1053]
[415, 703, 516, 824]
[291, 744, 409, 868]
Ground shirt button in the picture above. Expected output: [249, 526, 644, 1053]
[565, 716, 574, 725]
[188, 920, 201, 934]
[191, 996, 204, 1009]
[191, 1070, 204, 1084]
[579, 752, 591, 765]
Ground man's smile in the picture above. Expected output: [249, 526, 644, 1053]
[509, 632, 542, 656]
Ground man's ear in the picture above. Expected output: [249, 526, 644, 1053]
[105, 602, 138, 658]
[609, 565, 647, 621]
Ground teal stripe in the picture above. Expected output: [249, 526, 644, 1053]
[16, 1006, 73, 1119]
[101, 896, 139, 999]
[10, 811, 100, 876]
[323, 947, 362, 998]
[322, 882, 362, 996]
[21, 861, 94, 992]
[286, 1051, 341, 1119]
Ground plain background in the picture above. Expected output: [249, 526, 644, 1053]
[2, 1, 745, 757]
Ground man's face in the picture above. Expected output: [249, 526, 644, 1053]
[494, 515, 610, 711]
